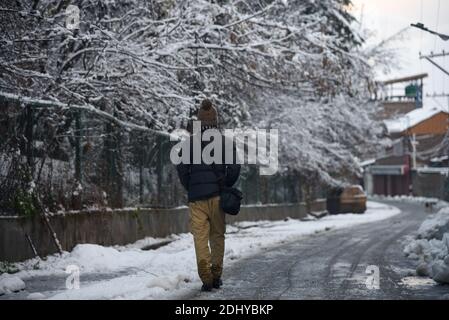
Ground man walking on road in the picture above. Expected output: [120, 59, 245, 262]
[176, 99, 241, 292]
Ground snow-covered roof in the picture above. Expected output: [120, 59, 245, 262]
[384, 106, 448, 134]
[415, 167, 449, 176]
[359, 158, 376, 167]
[430, 155, 449, 163]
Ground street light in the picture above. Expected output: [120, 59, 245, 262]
[411, 23, 449, 41]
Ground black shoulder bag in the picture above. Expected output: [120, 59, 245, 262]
[211, 164, 243, 215]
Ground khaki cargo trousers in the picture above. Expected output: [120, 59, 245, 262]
[189, 196, 226, 285]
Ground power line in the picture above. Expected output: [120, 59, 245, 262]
[444, 50, 447, 92]
[426, 93, 449, 98]
[434, 0, 441, 50]
[419, 0, 423, 73]
[419, 51, 449, 77]
[420, 0, 423, 22]
[432, 0, 440, 94]
[420, 51, 449, 109]
[421, 51, 449, 59]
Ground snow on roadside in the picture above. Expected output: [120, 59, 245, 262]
[10, 201, 400, 299]
[371, 195, 448, 210]
[0, 274, 26, 295]
[404, 206, 449, 284]
[27, 292, 46, 300]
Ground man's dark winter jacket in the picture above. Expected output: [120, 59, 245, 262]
[176, 132, 241, 202]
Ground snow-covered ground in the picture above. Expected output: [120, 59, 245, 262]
[404, 205, 449, 284]
[3, 201, 400, 300]
[371, 194, 448, 210]
[0, 274, 25, 295]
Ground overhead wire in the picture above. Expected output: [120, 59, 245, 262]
[434, 0, 441, 51]
[432, 0, 441, 102]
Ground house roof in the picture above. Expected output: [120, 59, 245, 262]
[379, 73, 428, 85]
[415, 167, 449, 176]
[359, 158, 376, 167]
[384, 106, 448, 134]
[430, 155, 449, 163]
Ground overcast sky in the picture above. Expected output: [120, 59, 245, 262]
[351, 0, 449, 110]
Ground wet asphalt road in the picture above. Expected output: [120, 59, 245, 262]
[193, 200, 449, 300]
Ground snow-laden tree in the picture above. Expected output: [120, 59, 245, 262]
[1, 0, 379, 127]
[0, 0, 389, 212]
[232, 0, 388, 186]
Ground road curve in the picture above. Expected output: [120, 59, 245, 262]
[192, 200, 449, 300]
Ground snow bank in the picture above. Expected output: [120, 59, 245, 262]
[67, 244, 149, 272]
[11, 201, 400, 299]
[0, 274, 25, 295]
[417, 207, 449, 240]
[404, 207, 449, 283]
[27, 292, 46, 300]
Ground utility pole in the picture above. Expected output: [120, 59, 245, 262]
[420, 51, 449, 111]
[414, 23, 449, 198]
[419, 51, 449, 77]
[411, 134, 418, 170]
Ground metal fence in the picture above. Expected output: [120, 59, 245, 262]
[0, 98, 320, 215]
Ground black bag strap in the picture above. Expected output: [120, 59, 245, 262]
[211, 163, 225, 190]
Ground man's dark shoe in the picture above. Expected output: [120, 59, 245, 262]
[201, 283, 213, 292]
[212, 278, 223, 289]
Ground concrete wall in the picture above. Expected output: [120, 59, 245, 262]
[0, 200, 325, 262]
